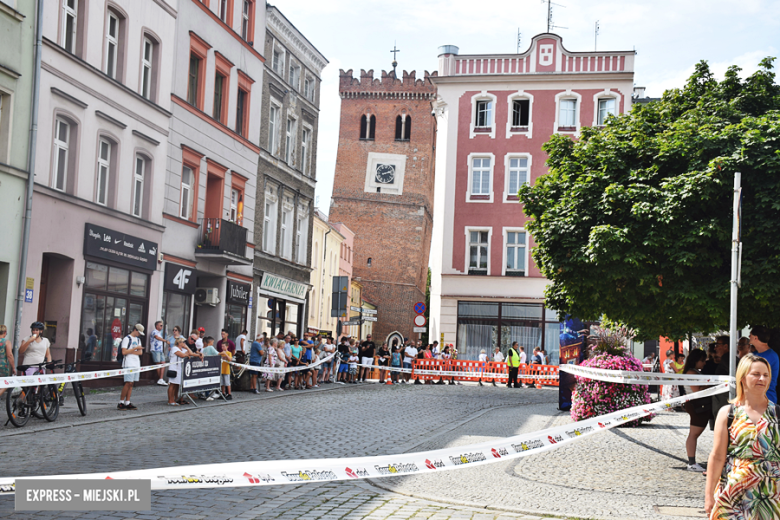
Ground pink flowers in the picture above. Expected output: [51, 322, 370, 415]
[570, 329, 653, 427]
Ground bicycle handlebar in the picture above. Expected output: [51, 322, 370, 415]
[16, 359, 63, 372]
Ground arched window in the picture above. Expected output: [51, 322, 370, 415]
[395, 115, 411, 141]
[360, 114, 375, 140]
[367, 257, 372, 267]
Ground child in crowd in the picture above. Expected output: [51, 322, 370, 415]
[390, 346, 402, 384]
[218, 341, 233, 401]
[348, 351, 359, 384]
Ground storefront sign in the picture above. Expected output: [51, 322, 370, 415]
[227, 281, 251, 306]
[259, 273, 308, 300]
[181, 356, 221, 394]
[84, 224, 158, 271]
[164, 263, 197, 294]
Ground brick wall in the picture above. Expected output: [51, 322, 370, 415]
[329, 68, 436, 342]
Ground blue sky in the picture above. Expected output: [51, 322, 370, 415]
[271, 0, 780, 213]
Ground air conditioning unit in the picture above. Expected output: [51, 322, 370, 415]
[194, 287, 219, 306]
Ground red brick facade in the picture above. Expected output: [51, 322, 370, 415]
[329, 68, 437, 343]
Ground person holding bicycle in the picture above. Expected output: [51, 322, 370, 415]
[0, 324, 15, 399]
[19, 322, 51, 374]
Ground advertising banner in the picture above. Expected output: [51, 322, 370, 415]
[181, 356, 221, 394]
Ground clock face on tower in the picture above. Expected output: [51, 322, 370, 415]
[375, 164, 395, 184]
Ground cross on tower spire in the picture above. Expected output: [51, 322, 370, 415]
[390, 42, 400, 76]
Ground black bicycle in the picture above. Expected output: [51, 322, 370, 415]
[5, 360, 61, 427]
[55, 359, 87, 416]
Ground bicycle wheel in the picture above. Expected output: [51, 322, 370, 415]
[6, 387, 31, 427]
[31, 387, 44, 419]
[40, 384, 59, 422]
[73, 382, 87, 416]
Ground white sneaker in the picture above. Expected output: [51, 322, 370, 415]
[687, 463, 705, 472]
[206, 396, 215, 401]
[157, 379, 168, 386]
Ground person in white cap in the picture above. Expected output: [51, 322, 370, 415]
[118, 324, 145, 411]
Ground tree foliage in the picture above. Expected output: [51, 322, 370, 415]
[519, 58, 780, 340]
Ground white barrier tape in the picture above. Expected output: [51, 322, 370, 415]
[354, 363, 559, 380]
[560, 364, 733, 385]
[0, 383, 727, 494]
[0, 364, 170, 389]
[229, 353, 335, 375]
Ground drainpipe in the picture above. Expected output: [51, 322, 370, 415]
[318, 227, 330, 329]
[13, 0, 44, 360]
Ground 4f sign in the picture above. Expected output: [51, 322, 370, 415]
[173, 269, 192, 290]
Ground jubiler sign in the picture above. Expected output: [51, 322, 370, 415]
[227, 280, 250, 305]
[259, 273, 308, 300]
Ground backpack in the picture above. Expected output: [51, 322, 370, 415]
[116, 335, 132, 365]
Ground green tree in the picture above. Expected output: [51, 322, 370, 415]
[519, 58, 780, 340]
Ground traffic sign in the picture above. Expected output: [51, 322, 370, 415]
[413, 327, 427, 333]
[361, 308, 377, 315]
[414, 315, 426, 327]
[414, 302, 426, 314]
[350, 306, 362, 312]
[343, 320, 361, 326]
[363, 316, 378, 322]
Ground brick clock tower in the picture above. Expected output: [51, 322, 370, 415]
[329, 68, 437, 346]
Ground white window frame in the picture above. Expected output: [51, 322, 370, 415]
[469, 92, 497, 139]
[180, 165, 194, 220]
[132, 154, 144, 217]
[268, 100, 281, 155]
[105, 10, 119, 79]
[296, 205, 308, 264]
[505, 91, 534, 139]
[280, 197, 293, 260]
[52, 117, 70, 192]
[271, 41, 285, 76]
[466, 152, 495, 203]
[303, 75, 315, 102]
[230, 188, 238, 221]
[503, 153, 532, 203]
[62, 0, 78, 54]
[141, 37, 153, 99]
[95, 138, 111, 206]
[301, 125, 312, 176]
[288, 60, 301, 90]
[593, 89, 622, 127]
[285, 115, 297, 165]
[219, 0, 228, 22]
[241, 0, 250, 41]
[554, 90, 582, 136]
[464, 227, 492, 275]
[502, 227, 529, 277]
[263, 188, 278, 254]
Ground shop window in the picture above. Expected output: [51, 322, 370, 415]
[162, 291, 191, 339]
[130, 272, 148, 297]
[108, 266, 129, 293]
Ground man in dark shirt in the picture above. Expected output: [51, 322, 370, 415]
[359, 335, 376, 383]
[185, 330, 199, 353]
[216, 329, 236, 354]
[709, 336, 731, 427]
[337, 338, 351, 383]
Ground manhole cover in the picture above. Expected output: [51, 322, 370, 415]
[655, 506, 707, 517]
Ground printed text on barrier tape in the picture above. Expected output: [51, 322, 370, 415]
[229, 353, 336, 374]
[0, 383, 727, 494]
[0, 364, 171, 389]
[559, 364, 734, 385]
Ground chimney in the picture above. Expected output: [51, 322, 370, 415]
[633, 86, 646, 99]
[437, 45, 459, 77]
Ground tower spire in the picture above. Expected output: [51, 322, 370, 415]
[390, 42, 400, 76]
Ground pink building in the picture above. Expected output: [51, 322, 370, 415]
[429, 34, 636, 362]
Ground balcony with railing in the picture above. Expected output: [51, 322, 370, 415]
[195, 218, 252, 265]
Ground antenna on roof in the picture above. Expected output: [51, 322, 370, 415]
[517, 29, 522, 53]
[542, 0, 567, 33]
[594, 20, 600, 51]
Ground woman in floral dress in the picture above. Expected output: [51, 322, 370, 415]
[705, 353, 780, 519]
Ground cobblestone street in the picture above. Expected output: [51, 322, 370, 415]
[0, 382, 711, 519]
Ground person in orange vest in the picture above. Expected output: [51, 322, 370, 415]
[506, 341, 522, 389]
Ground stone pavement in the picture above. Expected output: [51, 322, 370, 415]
[0, 381, 712, 519]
